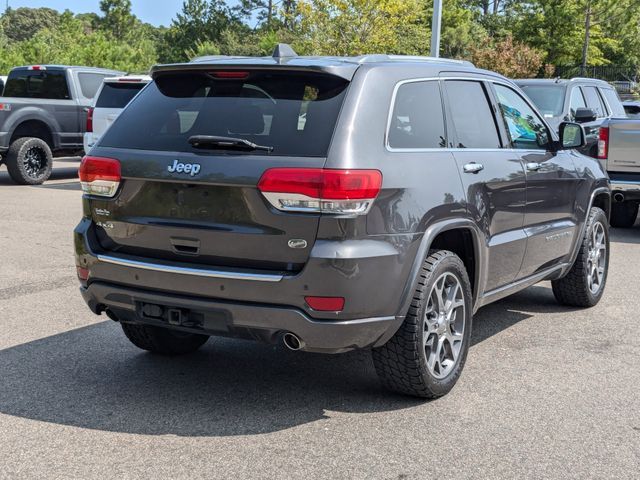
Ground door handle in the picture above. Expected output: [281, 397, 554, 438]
[463, 163, 484, 174]
[526, 162, 542, 172]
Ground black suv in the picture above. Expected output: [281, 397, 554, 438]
[515, 78, 627, 156]
[75, 46, 611, 398]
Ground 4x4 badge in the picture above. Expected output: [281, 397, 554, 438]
[168, 159, 201, 176]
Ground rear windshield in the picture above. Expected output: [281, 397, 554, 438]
[3, 69, 70, 99]
[96, 82, 147, 109]
[99, 70, 350, 156]
[519, 85, 565, 117]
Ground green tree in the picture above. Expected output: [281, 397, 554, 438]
[0, 7, 60, 42]
[293, 0, 426, 56]
[99, 0, 136, 40]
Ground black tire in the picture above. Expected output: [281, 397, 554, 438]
[5, 137, 53, 185]
[609, 201, 638, 228]
[552, 207, 609, 308]
[372, 250, 473, 399]
[121, 322, 209, 355]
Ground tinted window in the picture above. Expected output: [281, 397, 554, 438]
[600, 88, 627, 117]
[388, 81, 446, 149]
[569, 87, 587, 120]
[78, 73, 109, 99]
[582, 86, 607, 118]
[3, 70, 70, 99]
[494, 84, 549, 150]
[445, 80, 500, 149]
[96, 82, 147, 109]
[100, 71, 349, 157]
[519, 85, 565, 117]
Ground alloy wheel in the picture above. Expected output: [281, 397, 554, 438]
[423, 272, 466, 379]
[587, 221, 607, 294]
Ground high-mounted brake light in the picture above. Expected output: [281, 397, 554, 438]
[86, 107, 94, 133]
[598, 126, 609, 160]
[210, 71, 250, 79]
[117, 78, 143, 82]
[258, 168, 382, 215]
[79, 156, 121, 197]
[28, 65, 46, 71]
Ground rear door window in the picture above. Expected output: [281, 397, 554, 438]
[445, 80, 501, 149]
[600, 88, 627, 117]
[582, 86, 607, 118]
[99, 70, 349, 157]
[96, 82, 147, 109]
[3, 70, 70, 99]
[78, 73, 110, 99]
[388, 80, 446, 149]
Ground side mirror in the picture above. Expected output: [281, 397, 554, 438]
[574, 107, 597, 123]
[559, 122, 586, 149]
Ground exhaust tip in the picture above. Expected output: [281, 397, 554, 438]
[283, 332, 304, 351]
[614, 192, 625, 203]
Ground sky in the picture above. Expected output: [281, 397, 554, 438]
[3, 0, 189, 27]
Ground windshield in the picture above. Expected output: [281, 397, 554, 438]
[519, 85, 565, 117]
[98, 70, 349, 157]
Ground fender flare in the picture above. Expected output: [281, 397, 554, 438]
[395, 218, 487, 321]
[5, 109, 60, 148]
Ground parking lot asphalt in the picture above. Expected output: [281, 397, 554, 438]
[0, 160, 638, 479]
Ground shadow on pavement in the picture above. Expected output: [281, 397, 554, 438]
[0, 167, 79, 186]
[0, 285, 573, 437]
[610, 221, 640, 245]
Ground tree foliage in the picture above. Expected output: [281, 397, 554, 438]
[0, 0, 640, 78]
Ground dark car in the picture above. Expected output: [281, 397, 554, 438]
[0, 65, 124, 184]
[515, 78, 627, 157]
[75, 45, 611, 398]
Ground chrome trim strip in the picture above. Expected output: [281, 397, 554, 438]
[96, 254, 284, 282]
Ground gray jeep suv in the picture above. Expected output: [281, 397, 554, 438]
[75, 45, 611, 398]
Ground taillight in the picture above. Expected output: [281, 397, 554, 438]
[79, 156, 121, 197]
[257, 168, 382, 215]
[598, 126, 609, 159]
[86, 107, 94, 133]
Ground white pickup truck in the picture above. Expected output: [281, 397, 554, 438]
[597, 118, 640, 227]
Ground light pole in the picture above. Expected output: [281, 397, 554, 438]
[430, 0, 443, 57]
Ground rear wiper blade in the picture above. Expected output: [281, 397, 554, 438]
[188, 135, 273, 153]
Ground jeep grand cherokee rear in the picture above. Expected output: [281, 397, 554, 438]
[76, 46, 610, 398]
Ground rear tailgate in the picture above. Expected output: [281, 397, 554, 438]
[86, 68, 350, 273]
[605, 118, 640, 173]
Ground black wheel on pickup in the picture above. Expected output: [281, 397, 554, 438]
[372, 250, 473, 398]
[5, 137, 53, 185]
[121, 323, 209, 355]
[610, 201, 638, 228]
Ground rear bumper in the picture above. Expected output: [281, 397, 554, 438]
[609, 174, 640, 201]
[75, 218, 419, 352]
[82, 281, 398, 353]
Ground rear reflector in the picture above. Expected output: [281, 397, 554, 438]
[598, 126, 609, 159]
[258, 168, 382, 215]
[86, 107, 94, 133]
[76, 266, 89, 281]
[305, 296, 345, 312]
[79, 156, 121, 197]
